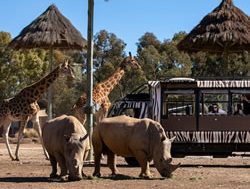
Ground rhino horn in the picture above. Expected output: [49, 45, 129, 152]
[80, 133, 89, 142]
[170, 162, 181, 173]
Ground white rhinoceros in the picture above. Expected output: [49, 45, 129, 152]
[92, 115, 180, 178]
[42, 115, 90, 181]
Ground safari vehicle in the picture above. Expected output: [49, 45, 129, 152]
[109, 77, 250, 162]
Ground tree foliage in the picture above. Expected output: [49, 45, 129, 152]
[93, 30, 146, 101]
[1, 29, 250, 117]
[191, 52, 250, 78]
[0, 31, 47, 99]
[137, 32, 192, 80]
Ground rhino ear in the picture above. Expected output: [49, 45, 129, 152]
[159, 127, 166, 142]
[161, 136, 166, 142]
[158, 125, 166, 142]
[80, 133, 88, 142]
[161, 135, 166, 142]
[64, 135, 71, 142]
[169, 136, 176, 143]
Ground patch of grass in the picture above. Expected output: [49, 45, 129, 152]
[189, 176, 202, 181]
[85, 175, 101, 180]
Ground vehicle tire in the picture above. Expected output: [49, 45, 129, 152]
[124, 157, 139, 167]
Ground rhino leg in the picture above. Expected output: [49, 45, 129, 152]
[81, 149, 90, 178]
[83, 149, 90, 162]
[133, 151, 152, 178]
[92, 126, 103, 177]
[49, 155, 59, 178]
[93, 153, 102, 177]
[107, 150, 119, 176]
[55, 153, 67, 178]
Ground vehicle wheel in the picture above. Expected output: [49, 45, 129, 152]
[124, 157, 139, 167]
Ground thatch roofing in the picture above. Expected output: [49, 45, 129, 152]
[9, 4, 86, 50]
[177, 0, 250, 53]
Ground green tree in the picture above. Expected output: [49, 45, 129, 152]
[47, 49, 84, 116]
[0, 31, 47, 99]
[138, 45, 162, 80]
[191, 52, 250, 78]
[137, 32, 192, 81]
[94, 30, 146, 101]
[137, 32, 161, 53]
[160, 32, 192, 77]
[94, 30, 126, 69]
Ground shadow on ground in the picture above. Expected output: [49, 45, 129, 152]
[95, 174, 166, 181]
[0, 177, 49, 183]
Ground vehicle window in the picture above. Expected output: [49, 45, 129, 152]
[202, 93, 228, 115]
[162, 92, 195, 117]
[120, 108, 141, 118]
[232, 93, 250, 115]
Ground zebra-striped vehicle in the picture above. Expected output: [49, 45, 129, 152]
[109, 77, 250, 161]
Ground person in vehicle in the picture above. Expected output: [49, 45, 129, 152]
[208, 103, 227, 115]
[234, 103, 244, 116]
[207, 105, 214, 114]
[242, 94, 250, 115]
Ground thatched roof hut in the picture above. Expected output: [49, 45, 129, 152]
[177, 0, 250, 53]
[9, 4, 86, 50]
[9, 4, 87, 120]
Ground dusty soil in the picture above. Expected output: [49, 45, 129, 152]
[0, 140, 250, 189]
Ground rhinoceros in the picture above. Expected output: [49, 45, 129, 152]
[42, 115, 90, 181]
[92, 115, 180, 178]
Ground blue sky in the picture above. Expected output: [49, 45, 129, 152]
[0, 0, 249, 55]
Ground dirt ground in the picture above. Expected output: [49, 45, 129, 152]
[0, 140, 250, 189]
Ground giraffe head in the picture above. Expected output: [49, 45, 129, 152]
[59, 59, 75, 79]
[119, 52, 141, 69]
[71, 93, 87, 125]
[72, 94, 87, 111]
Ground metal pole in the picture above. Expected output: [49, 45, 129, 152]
[47, 47, 53, 120]
[86, 0, 94, 161]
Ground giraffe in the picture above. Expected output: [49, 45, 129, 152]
[0, 60, 75, 161]
[72, 52, 141, 125]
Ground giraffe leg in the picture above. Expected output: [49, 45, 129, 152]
[15, 117, 29, 161]
[96, 100, 111, 124]
[32, 114, 49, 160]
[2, 118, 15, 160]
[104, 100, 111, 118]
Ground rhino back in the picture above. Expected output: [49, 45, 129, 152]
[42, 115, 87, 154]
[97, 115, 150, 156]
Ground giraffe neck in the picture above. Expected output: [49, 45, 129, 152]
[98, 66, 125, 95]
[73, 65, 126, 111]
[18, 66, 61, 102]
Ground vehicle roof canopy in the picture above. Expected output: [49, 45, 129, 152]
[149, 78, 250, 90]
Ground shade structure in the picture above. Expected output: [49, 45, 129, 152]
[9, 4, 87, 119]
[177, 0, 250, 54]
[9, 4, 87, 50]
